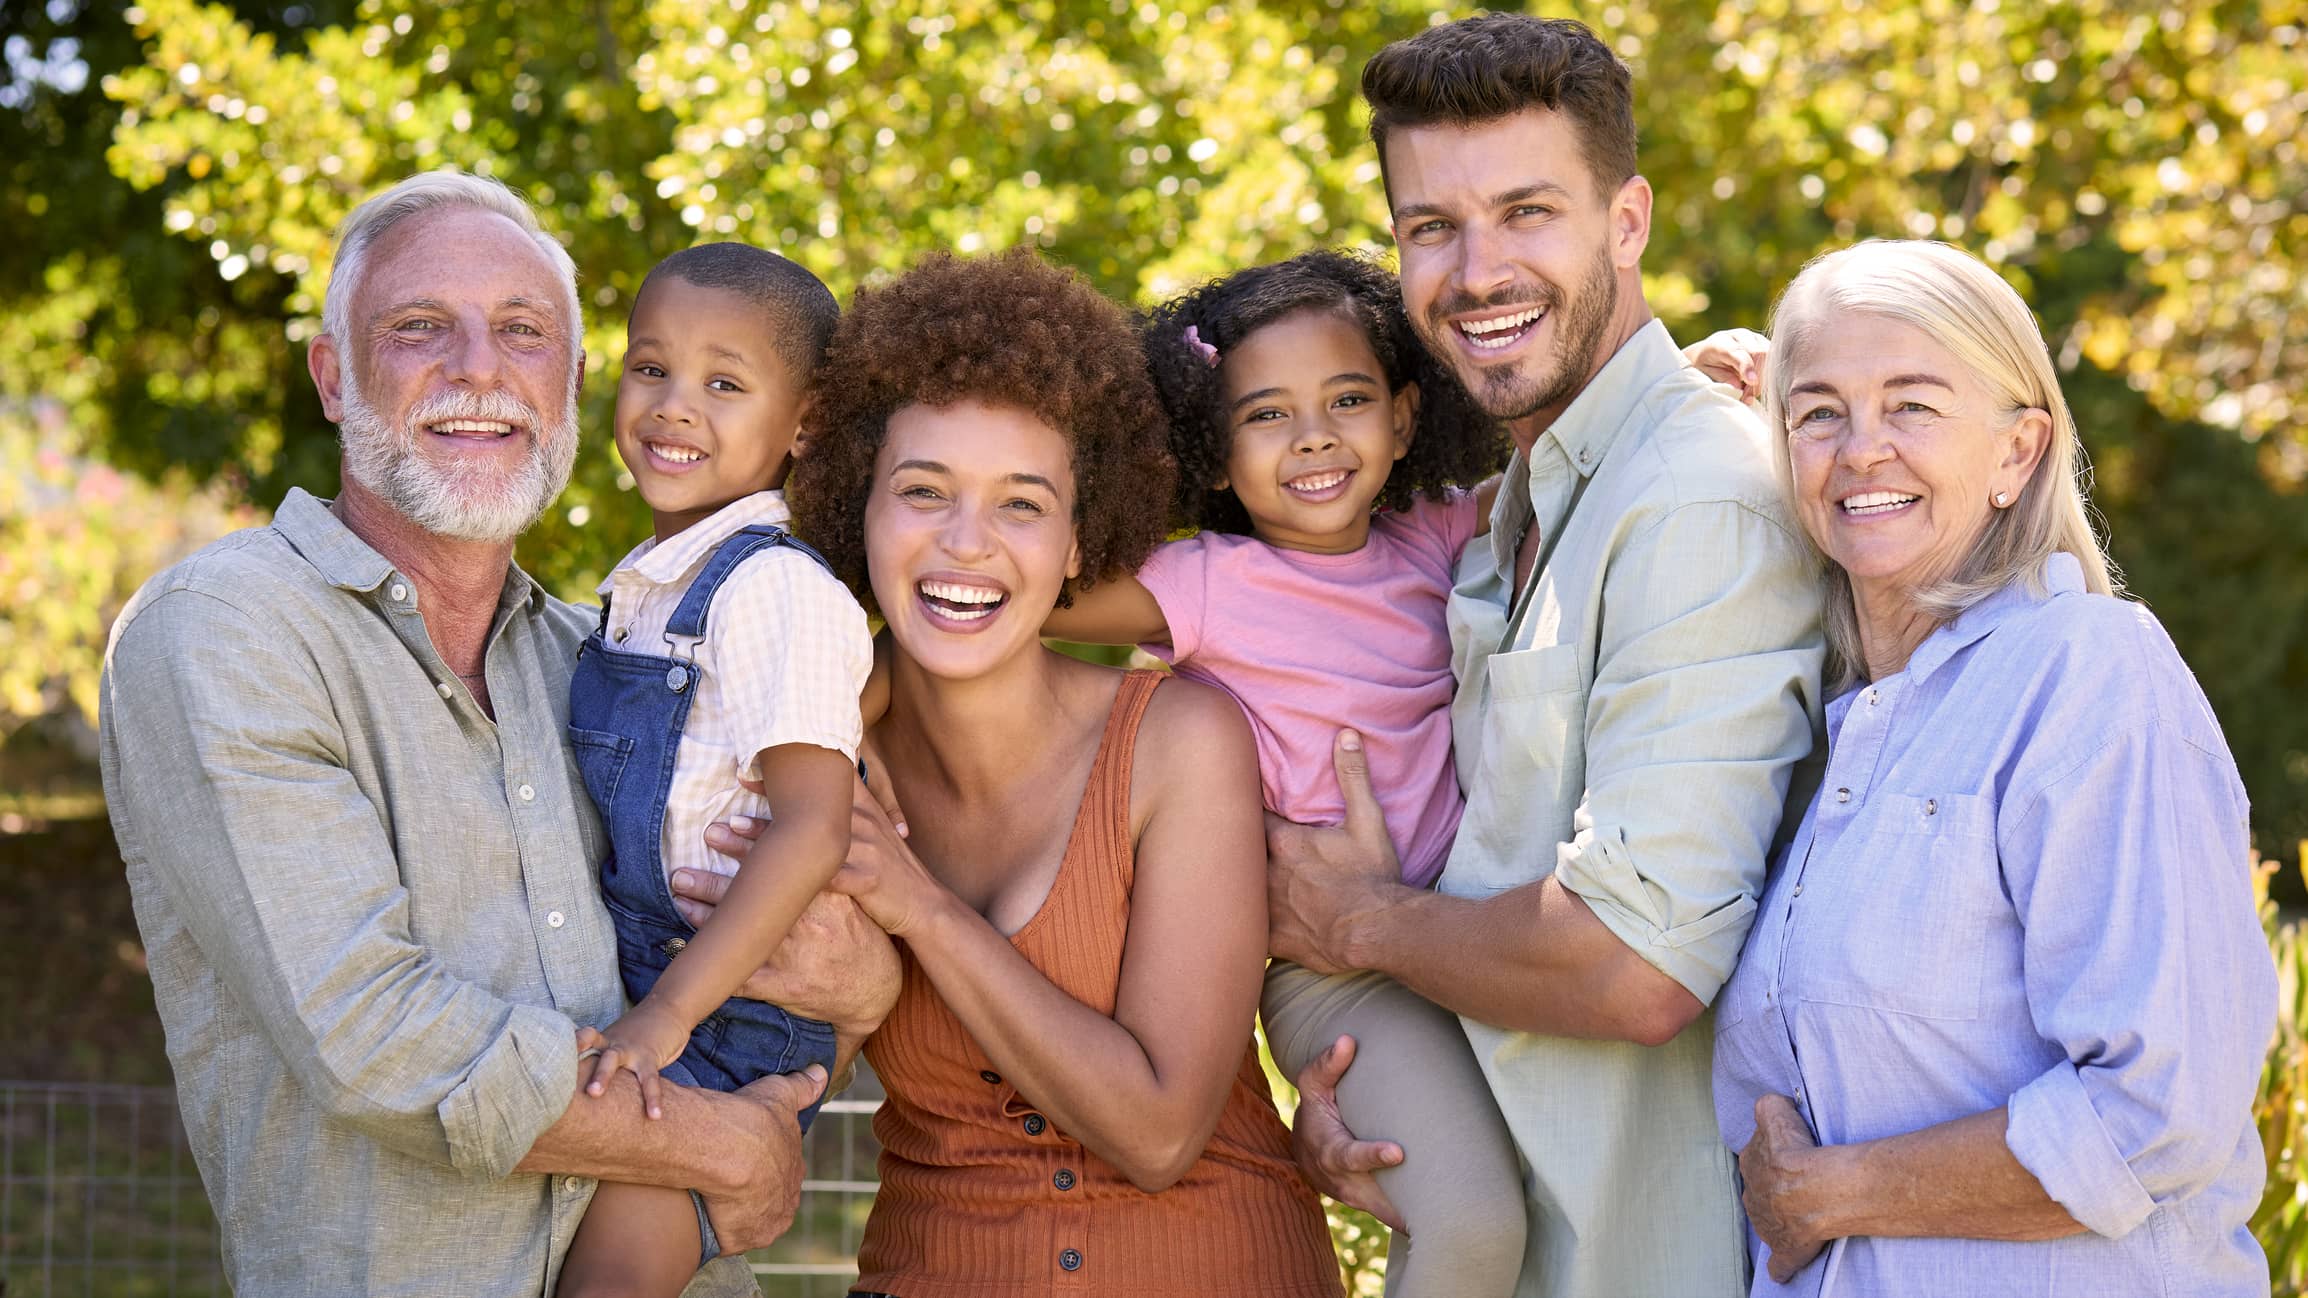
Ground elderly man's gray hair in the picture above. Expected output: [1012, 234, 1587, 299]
[320, 170, 582, 354]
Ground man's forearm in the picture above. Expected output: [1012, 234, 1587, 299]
[1348, 874, 1702, 1044]
[514, 1068, 761, 1195]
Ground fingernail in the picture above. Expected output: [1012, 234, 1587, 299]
[1339, 729, 1362, 752]
[895, 821, 910, 838]
[729, 816, 758, 832]
[807, 1064, 827, 1080]
[670, 869, 693, 888]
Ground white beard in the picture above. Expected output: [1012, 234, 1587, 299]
[336, 363, 578, 544]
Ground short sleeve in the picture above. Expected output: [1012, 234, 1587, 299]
[1132, 535, 1212, 664]
[707, 548, 873, 774]
[1385, 489, 1484, 571]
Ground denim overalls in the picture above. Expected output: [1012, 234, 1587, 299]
[568, 523, 838, 1129]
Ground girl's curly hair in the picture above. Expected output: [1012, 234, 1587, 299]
[1142, 249, 1506, 535]
[789, 249, 1177, 610]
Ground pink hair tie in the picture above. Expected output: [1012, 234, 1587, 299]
[1182, 324, 1220, 368]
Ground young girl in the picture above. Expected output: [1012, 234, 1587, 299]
[1040, 249, 1525, 1296]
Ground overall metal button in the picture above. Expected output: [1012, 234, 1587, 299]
[666, 664, 691, 692]
[662, 937, 687, 955]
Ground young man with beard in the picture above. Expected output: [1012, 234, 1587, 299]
[1263, 15, 1825, 1296]
[97, 172, 885, 1297]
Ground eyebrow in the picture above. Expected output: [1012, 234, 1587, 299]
[1393, 181, 1574, 224]
[891, 459, 1060, 493]
[1788, 372, 1957, 400]
[1226, 371, 1384, 414]
[372, 296, 559, 322]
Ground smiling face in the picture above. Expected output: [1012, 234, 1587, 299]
[863, 399, 1082, 682]
[316, 205, 580, 543]
[1782, 313, 2052, 617]
[1214, 308, 1414, 554]
[1386, 109, 1646, 438]
[615, 275, 808, 542]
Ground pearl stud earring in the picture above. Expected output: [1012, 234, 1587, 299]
[1992, 491, 2008, 507]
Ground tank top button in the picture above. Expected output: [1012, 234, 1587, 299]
[1059, 1248, 1082, 1271]
[1022, 1113, 1046, 1136]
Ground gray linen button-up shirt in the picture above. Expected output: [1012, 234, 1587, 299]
[98, 488, 756, 1297]
[1440, 321, 1826, 1297]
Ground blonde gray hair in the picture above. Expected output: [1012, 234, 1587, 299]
[320, 169, 581, 355]
[1764, 239, 2118, 688]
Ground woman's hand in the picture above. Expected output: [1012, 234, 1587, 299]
[827, 777, 952, 939]
[1740, 1093, 1833, 1282]
[1682, 327, 1770, 405]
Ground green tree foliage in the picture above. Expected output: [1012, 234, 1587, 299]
[5, 0, 2304, 849]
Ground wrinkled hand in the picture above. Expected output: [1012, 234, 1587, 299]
[671, 871, 903, 1034]
[1682, 327, 1770, 405]
[1289, 1035, 1405, 1231]
[827, 777, 950, 938]
[1740, 1093, 1832, 1283]
[1263, 729, 1402, 975]
[583, 1000, 694, 1119]
[696, 1064, 825, 1256]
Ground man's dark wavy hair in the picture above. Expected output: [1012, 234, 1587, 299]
[1361, 13, 1637, 200]
[1141, 249, 1506, 536]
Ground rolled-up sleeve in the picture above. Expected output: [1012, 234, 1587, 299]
[1999, 720, 2275, 1238]
[105, 588, 577, 1179]
[1553, 500, 1824, 1003]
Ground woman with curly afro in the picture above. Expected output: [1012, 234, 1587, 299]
[785, 249, 1342, 1298]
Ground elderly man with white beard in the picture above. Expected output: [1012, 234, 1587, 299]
[97, 172, 839, 1297]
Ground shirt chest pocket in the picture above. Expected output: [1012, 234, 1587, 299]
[1799, 793, 2001, 1021]
[1449, 643, 1587, 896]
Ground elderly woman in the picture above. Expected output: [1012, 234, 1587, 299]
[1711, 239, 2276, 1296]
[782, 250, 1343, 1298]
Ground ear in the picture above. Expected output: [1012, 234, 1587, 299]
[308, 332, 347, 422]
[1389, 381, 1419, 462]
[1210, 471, 1230, 492]
[1609, 175, 1654, 272]
[1065, 536, 1083, 582]
[1993, 407, 2055, 504]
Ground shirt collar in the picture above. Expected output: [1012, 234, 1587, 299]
[601, 489, 794, 594]
[273, 486, 546, 613]
[1531, 318, 1688, 483]
[1904, 550, 2088, 684]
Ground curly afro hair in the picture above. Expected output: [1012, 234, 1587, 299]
[1143, 249, 1506, 536]
[788, 248, 1176, 610]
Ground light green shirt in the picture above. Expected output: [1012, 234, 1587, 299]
[1441, 321, 1826, 1298]
[98, 488, 756, 1298]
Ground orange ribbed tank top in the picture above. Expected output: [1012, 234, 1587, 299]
[855, 670, 1342, 1298]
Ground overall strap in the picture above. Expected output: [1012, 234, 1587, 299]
[664, 524, 834, 640]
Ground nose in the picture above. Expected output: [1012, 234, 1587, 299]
[1453, 222, 1515, 303]
[651, 380, 699, 427]
[1293, 417, 1340, 456]
[938, 499, 997, 562]
[441, 313, 506, 389]
[1834, 407, 1898, 474]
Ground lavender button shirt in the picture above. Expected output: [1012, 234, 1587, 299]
[1713, 552, 2276, 1297]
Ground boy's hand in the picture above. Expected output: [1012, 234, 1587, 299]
[1683, 327, 1770, 404]
[585, 1001, 694, 1119]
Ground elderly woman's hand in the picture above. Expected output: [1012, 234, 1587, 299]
[1740, 1094, 1833, 1283]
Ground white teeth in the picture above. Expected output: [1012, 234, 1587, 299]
[1287, 470, 1348, 493]
[649, 443, 705, 463]
[1458, 307, 1543, 349]
[1842, 491, 1920, 515]
[432, 420, 514, 435]
[918, 580, 1005, 606]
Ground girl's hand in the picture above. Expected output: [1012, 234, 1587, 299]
[827, 777, 949, 939]
[584, 1000, 695, 1119]
[1683, 327, 1770, 405]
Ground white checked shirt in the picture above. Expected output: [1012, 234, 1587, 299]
[596, 490, 871, 890]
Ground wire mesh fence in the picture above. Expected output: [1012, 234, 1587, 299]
[0, 1080, 883, 1298]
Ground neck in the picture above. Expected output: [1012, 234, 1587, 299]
[878, 644, 1076, 800]
[1506, 284, 1655, 456]
[1849, 582, 1939, 682]
[333, 474, 515, 673]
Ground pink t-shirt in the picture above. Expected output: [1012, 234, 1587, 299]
[1135, 492, 1483, 888]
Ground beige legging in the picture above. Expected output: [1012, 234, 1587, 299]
[1263, 962, 1527, 1297]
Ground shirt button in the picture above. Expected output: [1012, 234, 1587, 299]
[518, 783, 536, 802]
[435, 682, 453, 700]
[614, 626, 629, 643]
[979, 1069, 1001, 1085]
[1058, 1248, 1082, 1271]
[1053, 1168, 1076, 1191]
[1792, 884, 1803, 897]
[388, 582, 408, 602]
[1835, 787, 1851, 803]
[563, 1175, 585, 1193]
[546, 910, 565, 929]
[1023, 1113, 1046, 1136]
[1867, 688, 1880, 706]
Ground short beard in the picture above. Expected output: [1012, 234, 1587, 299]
[336, 363, 577, 545]
[1423, 244, 1620, 425]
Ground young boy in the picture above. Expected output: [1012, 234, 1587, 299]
[557, 243, 870, 1297]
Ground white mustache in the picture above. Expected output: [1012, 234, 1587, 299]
[401, 387, 543, 436]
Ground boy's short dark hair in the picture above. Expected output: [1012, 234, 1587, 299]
[639, 242, 840, 382]
[1361, 13, 1637, 199]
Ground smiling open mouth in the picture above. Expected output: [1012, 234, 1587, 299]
[1841, 491, 1920, 516]
[427, 419, 520, 439]
[918, 579, 1007, 622]
[644, 439, 705, 464]
[1457, 306, 1545, 351]
[1284, 469, 1352, 499]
